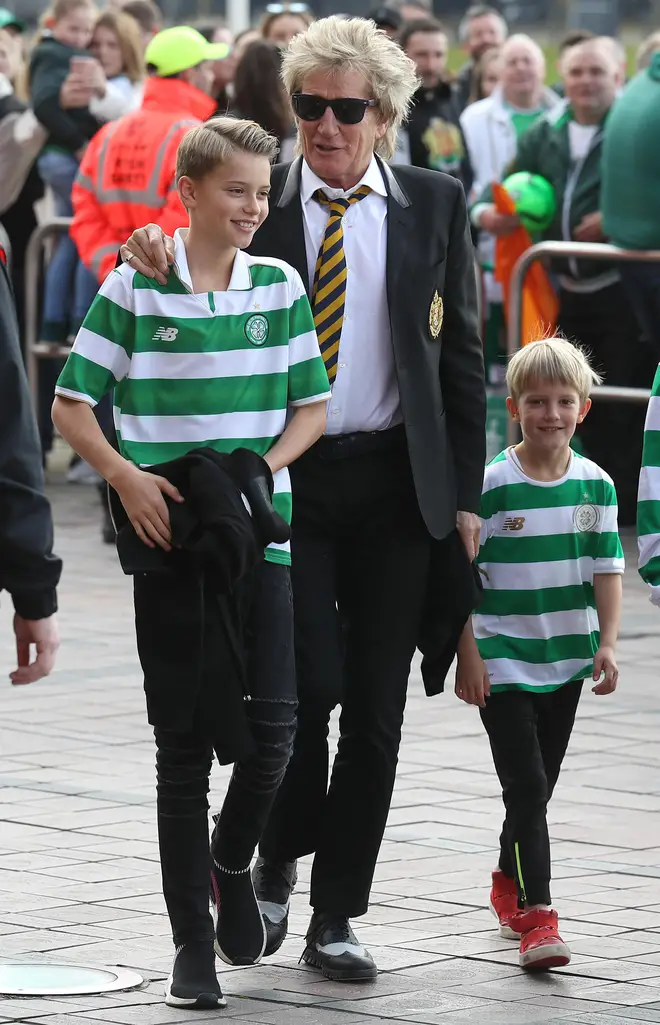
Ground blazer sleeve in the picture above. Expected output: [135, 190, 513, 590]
[0, 259, 62, 619]
[440, 180, 486, 513]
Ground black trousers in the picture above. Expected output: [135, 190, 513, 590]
[558, 282, 655, 526]
[259, 427, 431, 918]
[152, 561, 296, 946]
[480, 682, 583, 908]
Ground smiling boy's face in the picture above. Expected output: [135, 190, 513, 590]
[506, 380, 591, 454]
[178, 151, 272, 250]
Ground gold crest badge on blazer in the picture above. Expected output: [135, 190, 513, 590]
[429, 291, 443, 339]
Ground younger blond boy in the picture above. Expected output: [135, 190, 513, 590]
[456, 338, 624, 971]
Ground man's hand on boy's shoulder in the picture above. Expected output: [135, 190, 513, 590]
[592, 645, 619, 695]
[455, 653, 491, 708]
[120, 225, 175, 286]
[111, 463, 184, 552]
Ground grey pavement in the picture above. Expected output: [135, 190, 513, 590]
[2, 460, 660, 1025]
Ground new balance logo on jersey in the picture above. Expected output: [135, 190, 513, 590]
[152, 326, 178, 342]
[502, 516, 525, 531]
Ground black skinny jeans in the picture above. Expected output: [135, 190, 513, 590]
[480, 681, 583, 908]
[153, 561, 296, 946]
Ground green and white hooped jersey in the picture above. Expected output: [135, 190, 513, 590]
[55, 231, 331, 565]
[638, 364, 660, 602]
[474, 448, 625, 692]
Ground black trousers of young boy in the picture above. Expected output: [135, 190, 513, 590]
[135, 559, 296, 946]
[480, 681, 583, 907]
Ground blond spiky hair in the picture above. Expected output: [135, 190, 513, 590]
[281, 15, 420, 160]
[507, 337, 602, 404]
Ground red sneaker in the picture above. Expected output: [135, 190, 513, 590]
[517, 909, 571, 970]
[489, 870, 520, 939]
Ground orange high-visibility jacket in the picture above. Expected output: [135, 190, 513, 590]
[72, 77, 217, 283]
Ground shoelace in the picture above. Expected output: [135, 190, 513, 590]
[307, 915, 352, 945]
[298, 916, 355, 966]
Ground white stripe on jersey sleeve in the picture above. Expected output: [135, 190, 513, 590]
[70, 328, 132, 383]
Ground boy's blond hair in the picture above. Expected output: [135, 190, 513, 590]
[38, 0, 96, 38]
[176, 116, 279, 184]
[506, 337, 602, 404]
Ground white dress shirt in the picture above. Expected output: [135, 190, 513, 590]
[300, 155, 401, 435]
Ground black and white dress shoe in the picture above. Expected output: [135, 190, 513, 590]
[252, 856, 298, 956]
[165, 941, 226, 1009]
[302, 912, 377, 981]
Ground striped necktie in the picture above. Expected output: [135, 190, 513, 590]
[311, 185, 371, 382]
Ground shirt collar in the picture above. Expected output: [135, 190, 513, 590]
[300, 154, 387, 205]
[173, 228, 252, 292]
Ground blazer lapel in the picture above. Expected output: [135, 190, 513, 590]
[273, 158, 310, 294]
[380, 160, 414, 316]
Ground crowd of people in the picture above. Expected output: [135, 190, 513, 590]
[3, 0, 660, 1013]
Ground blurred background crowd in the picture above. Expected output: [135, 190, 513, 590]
[1, 0, 660, 536]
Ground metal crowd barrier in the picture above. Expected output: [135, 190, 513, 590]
[506, 240, 660, 445]
[24, 217, 74, 406]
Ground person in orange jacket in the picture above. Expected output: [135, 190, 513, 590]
[71, 25, 228, 283]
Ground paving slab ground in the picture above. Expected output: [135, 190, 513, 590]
[2, 465, 660, 1024]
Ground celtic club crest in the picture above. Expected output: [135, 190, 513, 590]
[245, 314, 269, 346]
[429, 291, 443, 339]
[573, 502, 599, 532]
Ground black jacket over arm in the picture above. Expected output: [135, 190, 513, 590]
[249, 157, 486, 539]
[0, 255, 61, 619]
[111, 446, 290, 758]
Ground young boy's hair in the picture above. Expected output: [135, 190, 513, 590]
[506, 337, 603, 404]
[176, 116, 279, 184]
[40, 0, 95, 30]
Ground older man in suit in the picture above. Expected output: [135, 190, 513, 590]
[120, 15, 486, 982]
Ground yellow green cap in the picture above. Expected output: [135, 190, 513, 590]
[145, 26, 229, 77]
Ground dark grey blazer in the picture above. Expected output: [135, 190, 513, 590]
[248, 156, 486, 540]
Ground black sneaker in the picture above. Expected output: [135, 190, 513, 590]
[210, 858, 266, 966]
[302, 912, 377, 981]
[165, 941, 226, 1009]
[252, 856, 298, 956]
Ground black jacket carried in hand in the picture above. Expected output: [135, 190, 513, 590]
[0, 252, 61, 619]
[113, 447, 290, 759]
[29, 37, 101, 153]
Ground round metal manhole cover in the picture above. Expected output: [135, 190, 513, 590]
[0, 963, 143, 996]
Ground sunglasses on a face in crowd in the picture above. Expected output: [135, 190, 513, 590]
[265, 3, 309, 11]
[292, 93, 379, 124]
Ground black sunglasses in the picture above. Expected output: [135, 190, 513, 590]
[292, 93, 378, 125]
